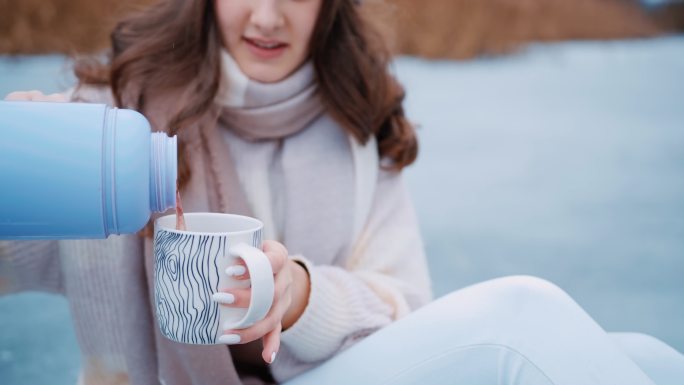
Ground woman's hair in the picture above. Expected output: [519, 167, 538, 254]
[75, 0, 417, 191]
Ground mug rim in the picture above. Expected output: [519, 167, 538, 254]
[154, 212, 263, 236]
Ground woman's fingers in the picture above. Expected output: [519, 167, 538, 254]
[261, 324, 282, 364]
[224, 279, 292, 344]
[44, 93, 68, 102]
[4, 90, 67, 102]
[225, 260, 248, 279]
[221, 290, 290, 345]
[217, 239, 291, 361]
[262, 240, 288, 274]
[5, 91, 36, 101]
[212, 288, 250, 307]
[228, 240, 289, 281]
[213, 266, 290, 308]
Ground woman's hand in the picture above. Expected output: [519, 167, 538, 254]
[212, 240, 311, 364]
[4, 90, 68, 102]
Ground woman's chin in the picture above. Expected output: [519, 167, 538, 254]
[245, 67, 290, 83]
[237, 56, 298, 84]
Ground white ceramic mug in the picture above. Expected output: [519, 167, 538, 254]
[153, 213, 274, 345]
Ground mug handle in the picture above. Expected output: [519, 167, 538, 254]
[224, 242, 275, 330]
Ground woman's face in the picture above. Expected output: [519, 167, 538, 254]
[215, 0, 323, 83]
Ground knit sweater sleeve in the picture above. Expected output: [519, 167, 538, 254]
[0, 240, 63, 295]
[276, 169, 433, 368]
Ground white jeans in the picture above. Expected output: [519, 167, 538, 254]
[284, 276, 684, 385]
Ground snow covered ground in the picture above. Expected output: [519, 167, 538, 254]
[1, 36, 683, 384]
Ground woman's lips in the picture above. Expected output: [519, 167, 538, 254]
[244, 37, 288, 60]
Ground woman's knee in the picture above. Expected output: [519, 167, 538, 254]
[416, 275, 583, 337]
[477, 275, 573, 305]
[438, 275, 578, 319]
[389, 276, 592, 362]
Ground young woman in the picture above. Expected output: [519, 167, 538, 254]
[3, 0, 683, 384]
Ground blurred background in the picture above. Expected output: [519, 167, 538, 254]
[1, 0, 683, 384]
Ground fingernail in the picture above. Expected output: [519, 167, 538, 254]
[270, 351, 277, 363]
[225, 265, 246, 276]
[211, 292, 235, 304]
[218, 334, 241, 344]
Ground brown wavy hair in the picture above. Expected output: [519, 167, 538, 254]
[75, 0, 417, 192]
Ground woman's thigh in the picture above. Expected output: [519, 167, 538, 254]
[284, 276, 655, 385]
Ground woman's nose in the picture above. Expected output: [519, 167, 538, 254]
[250, 0, 285, 35]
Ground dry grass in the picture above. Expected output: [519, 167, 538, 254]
[0, 0, 155, 54]
[382, 0, 669, 59]
[0, 0, 681, 59]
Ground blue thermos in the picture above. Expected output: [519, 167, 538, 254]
[0, 101, 177, 239]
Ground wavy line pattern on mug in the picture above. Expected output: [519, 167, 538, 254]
[154, 231, 224, 344]
[253, 228, 262, 249]
[153, 227, 262, 344]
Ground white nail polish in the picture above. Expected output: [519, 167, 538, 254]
[218, 334, 241, 344]
[211, 292, 235, 304]
[225, 265, 246, 276]
[270, 351, 277, 363]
